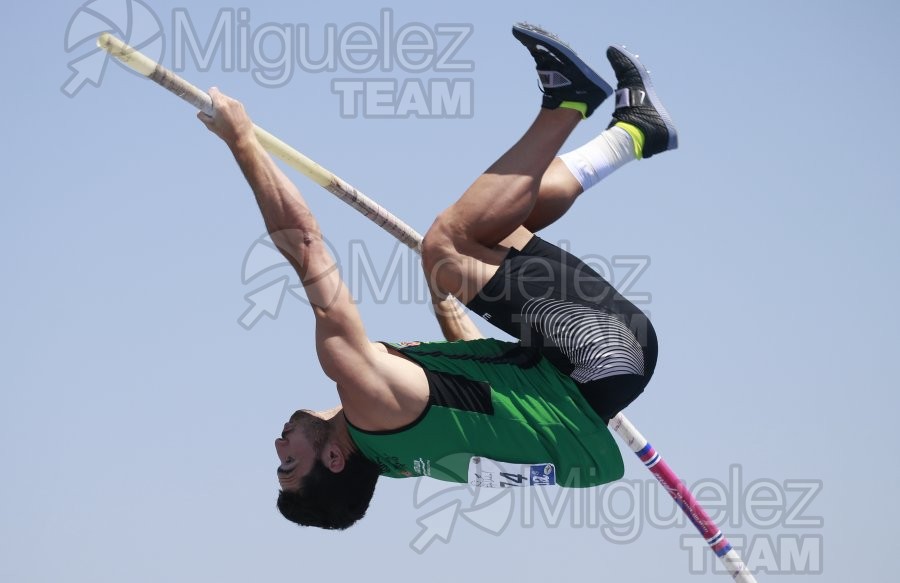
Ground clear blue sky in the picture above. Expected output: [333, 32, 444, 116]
[2, 1, 898, 581]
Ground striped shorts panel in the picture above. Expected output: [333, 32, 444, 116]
[465, 235, 658, 421]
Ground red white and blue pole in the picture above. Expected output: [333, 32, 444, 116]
[610, 414, 757, 582]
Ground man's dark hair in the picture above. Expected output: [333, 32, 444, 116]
[276, 451, 381, 530]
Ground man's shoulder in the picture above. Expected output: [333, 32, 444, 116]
[340, 344, 432, 432]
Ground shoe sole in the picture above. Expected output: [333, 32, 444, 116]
[610, 45, 678, 151]
[513, 22, 613, 100]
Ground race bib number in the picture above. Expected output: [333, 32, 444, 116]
[468, 456, 556, 488]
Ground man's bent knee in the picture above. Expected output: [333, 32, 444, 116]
[422, 212, 511, 303]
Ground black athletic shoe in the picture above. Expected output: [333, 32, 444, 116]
[512, 22, 613, 117]
[606, 45, 678, 158]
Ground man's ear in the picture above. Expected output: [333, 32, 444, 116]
[322, 442, 346, 473]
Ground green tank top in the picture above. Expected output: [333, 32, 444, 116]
[346, 338, 623, 488]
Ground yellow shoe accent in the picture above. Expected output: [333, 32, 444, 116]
[615, 121, 645, 160]
[560, 101, 588, 119]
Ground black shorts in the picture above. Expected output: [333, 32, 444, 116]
[465, 235, 658, 422]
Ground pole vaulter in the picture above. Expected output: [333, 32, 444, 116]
[98, 31, 757, 582]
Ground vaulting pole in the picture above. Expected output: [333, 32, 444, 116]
[97, 33, 422, 252]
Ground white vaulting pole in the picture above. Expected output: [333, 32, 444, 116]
[96, 33, 423, 252]
[98, 33, 757, 582]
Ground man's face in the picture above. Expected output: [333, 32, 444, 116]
[274, 409, 330, 491]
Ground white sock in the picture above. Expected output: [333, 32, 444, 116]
[559, 126, 636, 192]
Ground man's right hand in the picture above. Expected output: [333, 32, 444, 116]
[197, 87, 255, 147]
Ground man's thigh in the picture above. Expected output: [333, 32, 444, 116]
[422, 225, 534, 305]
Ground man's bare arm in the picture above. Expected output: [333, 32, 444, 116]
[430, 290, 484, 341]
[198, 88, 381, 397]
